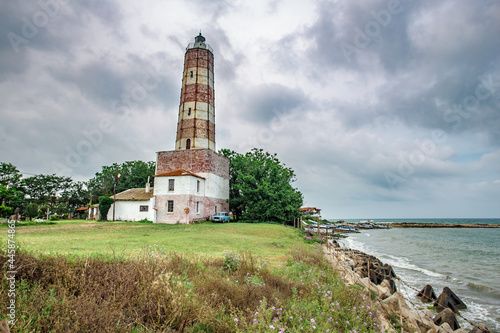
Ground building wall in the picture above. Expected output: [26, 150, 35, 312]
[155, 194, 228, 224]
[156, 149, 229, 180]
[106, 200, 155, 221]
[154, 175, 205, 196]
[153, 173, 228, 223]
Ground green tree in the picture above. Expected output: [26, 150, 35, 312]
[22, 174, 73, 206]
[0, 205, 13, 218]
[98, 196, 114, 221]
[0, 162, 22, 188]
[0, 162, 26, 213]
[219, 148, 303, 224]
[25, 203, 38, 220]
[87, 161, 155, 200]
[60, 181, 89, 213]
[0, 185, 25, 212]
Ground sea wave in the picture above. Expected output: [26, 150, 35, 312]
[342, 238, 445, 279]
[466, 282, 500, 299]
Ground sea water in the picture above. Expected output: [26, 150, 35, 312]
[338, 218, 500, 332]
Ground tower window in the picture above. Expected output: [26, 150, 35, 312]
[197, 180, 200, 192]
[168, 179, 175, 191]
[167, 200, 174, 212]
[186, 139, 191, 150]
[196, 201, 200, 213]
[190, 71, 193, 78]
[188, 107, 191, 115]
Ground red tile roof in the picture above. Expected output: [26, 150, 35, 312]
[154, 169, 205, 179]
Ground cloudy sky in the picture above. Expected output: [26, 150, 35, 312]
[1, 0, 499, 219]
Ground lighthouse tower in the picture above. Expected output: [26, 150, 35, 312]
[153, 34, 229, 224]
[176, 33, 216, 151]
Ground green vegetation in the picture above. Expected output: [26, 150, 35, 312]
[87, 160, 155, 199]
[0, 221, 382, 332]
[97, 196, 114, 221]
[219, 148, 303, 223]
[0, 160, 155, 220]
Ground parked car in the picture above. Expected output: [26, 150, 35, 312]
[211, 212, 231, 222]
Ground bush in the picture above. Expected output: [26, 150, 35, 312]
[98, 196, 114, 221]
[49, 215, 59, 221]
[25, 203, 38, 220]
[0, 205, 13, 218]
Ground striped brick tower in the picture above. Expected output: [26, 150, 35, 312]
[175, 33, 215, 151]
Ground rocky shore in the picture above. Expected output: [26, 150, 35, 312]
[322, 242, 491, 333]
[390, 223, 500, 228]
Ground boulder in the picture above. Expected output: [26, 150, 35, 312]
[434, 287, 466, 312]
[433, 308, 460, 331]
[376, 284, 391, 299]
[468, 323, 490, 333]
[437, 323, 454, 333]
[382, 292, 409, 313]
[418, 284, 437, 302]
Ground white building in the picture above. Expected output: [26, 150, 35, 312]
[107, 187, 155, 221]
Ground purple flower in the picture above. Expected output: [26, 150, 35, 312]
[234, 318, 238, 322]
[310, 319, 315, 323]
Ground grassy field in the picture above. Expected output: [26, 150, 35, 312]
[1, 220, 300, 262]
[0, 220, 385, 332]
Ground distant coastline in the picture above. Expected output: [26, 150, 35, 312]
[390, 222, 500, 228]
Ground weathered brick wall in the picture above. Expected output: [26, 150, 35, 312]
[155, 194, 228, 224]
[156, 149, 229, 180]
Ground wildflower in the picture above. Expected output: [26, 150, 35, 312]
[270, 325, 275, 329]
[310, 319, 315, 323]
[255, 312, 259, 316]
[312, 326, 316, 329]
[290, 316, 293, 319]
[328, 317, 332, 322]
[234, 318, 238, 322]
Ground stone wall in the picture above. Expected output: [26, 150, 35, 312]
[156, 149, 229, 180]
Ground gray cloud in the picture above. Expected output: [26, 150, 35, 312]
[1, 0, 499, 218]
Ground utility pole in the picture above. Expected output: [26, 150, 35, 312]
[113, 173, 120, 221]
[113, 183, 116, 221]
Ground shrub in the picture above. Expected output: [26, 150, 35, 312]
[49, 215, 59, 221]
[0, 205, 13, 218]
[98, 196, 114, 221]
[25, 203, 38, 220]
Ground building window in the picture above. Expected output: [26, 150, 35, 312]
[167, 200, 174, 212]
[188, 107, 191, 115]
[186, 138, 191, 149]
[190, 71, 193, 78]
[197, 180, 200, 192]
[196, 201, 200, 213]
[168, 179, 175, 191]
[139, 205, 148, 212]
[215, 205, 217, 213]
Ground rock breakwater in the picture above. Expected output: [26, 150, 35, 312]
[323, 243, 492, 333]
